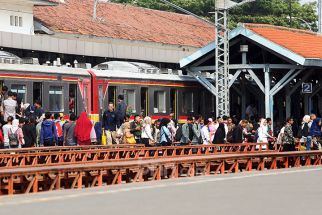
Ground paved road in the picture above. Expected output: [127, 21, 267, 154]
[1, 167, 322, 215]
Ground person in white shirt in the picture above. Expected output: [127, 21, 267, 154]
[2, 116, 13, 148]
[201, 119, 211, 145]
[141, 116, 155, 147]
[3, 91, 17, 122]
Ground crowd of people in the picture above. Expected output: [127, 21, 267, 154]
[0, 86, 321, 152]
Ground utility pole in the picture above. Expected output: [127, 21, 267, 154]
[214, 0, 255, 117]
[289, 0, 292, 28]
[319, 0, 322, 33]
[93, 0, 98, 19]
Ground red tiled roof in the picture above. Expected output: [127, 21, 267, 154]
[33, 0, 215, 47]
[244, 23, 322, 59]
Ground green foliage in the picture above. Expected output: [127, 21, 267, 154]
[111, 0, 318, 31]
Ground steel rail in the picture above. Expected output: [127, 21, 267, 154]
[0, 150, 321, 195]
[0, 144, 145, 154]
[0, 143, 271, 168]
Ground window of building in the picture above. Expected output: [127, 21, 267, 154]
[124, 89, 136, 113]
[154, 91, 166, 113]
[49, 86, 64, 112]
[182, 92, 194, 113]
[19, 17, 22, 27]
[11, 84, 26, 104]
[10, 16, 14, 26]
[10, 15, 22, 27]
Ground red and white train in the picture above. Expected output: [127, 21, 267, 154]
[0, 60, 216, 122]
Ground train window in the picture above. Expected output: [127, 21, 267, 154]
[83, 86, 88, 112]
[11, 84, 26, 104]
[49, 86, 64, 112]
[69, 84, 77, 114]
[154, 91, 166, 113]
[124, 89, 136, 113]
[182, 92, 194, 113]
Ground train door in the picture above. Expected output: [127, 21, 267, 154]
[170, 88, 177, 119]
[69, 84, 77, 115]
[141, 87, 148, 117]
[108, 86, 116, 107]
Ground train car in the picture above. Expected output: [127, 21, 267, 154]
[0, 62, 90, 116]
[0, 59, 216, 122]
[91, 61, 216, 122]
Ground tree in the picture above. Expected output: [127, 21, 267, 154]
[111, 0, 318, 31]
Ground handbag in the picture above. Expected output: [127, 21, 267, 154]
[126, 136, 136, 144]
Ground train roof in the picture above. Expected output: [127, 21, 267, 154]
[0, 63, 90, 77]
[92, 69, 197, 82]
[92, 61, 197, 82]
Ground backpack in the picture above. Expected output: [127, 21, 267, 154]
[175, 125, 182, 142]
[42, 122, 55, 140]
[8, 128, 19, 146]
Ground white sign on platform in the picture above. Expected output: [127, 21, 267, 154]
[302, 83, 312, 94]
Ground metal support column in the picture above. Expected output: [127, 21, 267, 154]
[215, 9, 230, 117]
[264, 66, 271, 118]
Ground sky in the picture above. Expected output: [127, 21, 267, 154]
[300, 0, 316, 4]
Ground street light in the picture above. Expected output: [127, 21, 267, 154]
[286, 16, 312, 31]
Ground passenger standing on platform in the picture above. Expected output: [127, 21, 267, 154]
[152, 119, 161, 144]
[213, 122, 226, 144]
[40, 112, 58, 147]
[141, 116, 155, 147]
[0, 86, 8, 126]
[257, 119, 275, 143]
[3, 91, 17, 122]
[2, 116, 13, 149]
[123, 122, 136, 144]
[309, 114, 321, 146]
[160, 118, 171, 146]
[116, 95, 127, 128]
[192, 116, 201, 145]
[74, 112, 92, 145]
[102, 102, 117, 145]
[299, 115, 311, 151]
[36, 114, 45, 147]
[180, 116, 193, 145]
[208, 118, 216, 142]
[201, 118, 210, 145]
[130, 115, 142, 144]
[8, 119, 24, 148]
[54, 113, 64, 146]
[34, 100, 44, 122]
[232, 120, 248, 143]
[282, 118, 295, 151]
[63, 113, 77, 146]
[22, 118, 36, 148]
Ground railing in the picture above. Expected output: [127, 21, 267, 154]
[0, 150, 321, 195]
[0, 143, 270, 168]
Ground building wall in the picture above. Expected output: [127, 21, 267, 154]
[0, 31, 197, 63]
[0, 3, 34, 35]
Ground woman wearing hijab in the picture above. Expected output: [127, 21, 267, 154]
[8, 119, 24, 148]
[257, 118, 275, 149]
[213, 122, 226, 144]
[74, 112, 93, 145]
[141, 116, 155, 147]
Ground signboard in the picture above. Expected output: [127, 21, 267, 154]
[302, 83, 312, 94]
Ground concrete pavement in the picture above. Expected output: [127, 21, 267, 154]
[1, 167, 322, 215]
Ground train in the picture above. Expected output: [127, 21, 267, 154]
[0, 60, 216, 123]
